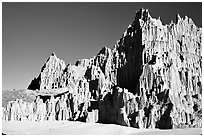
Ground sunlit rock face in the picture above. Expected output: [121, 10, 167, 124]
[24, 9, 202, 129]
[138, 9, 202, 129]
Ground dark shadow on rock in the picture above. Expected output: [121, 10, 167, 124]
[157, 103, 173, 129]
[38, 95, 51, 103]
[116, 11, 144, 95]
[148, 55, 157, 65]
[27, 74, 41, 90]
[156, 89, 170, 103]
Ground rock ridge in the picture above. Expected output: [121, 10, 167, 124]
[3, 9, 202, 129]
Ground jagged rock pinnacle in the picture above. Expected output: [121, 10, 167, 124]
[25, 9, 202, 129]
[51, 52, 56, 57]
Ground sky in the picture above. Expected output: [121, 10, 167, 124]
[2, 2, 202, 90]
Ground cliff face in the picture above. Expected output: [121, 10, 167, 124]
[24, 9, 202, 128]
[138, 9, 202, 128]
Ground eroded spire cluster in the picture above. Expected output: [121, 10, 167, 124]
[3, 9, 202, 129]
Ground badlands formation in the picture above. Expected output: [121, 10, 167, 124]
[3, 9, 202, 130]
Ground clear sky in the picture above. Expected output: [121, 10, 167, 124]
[2, 2, 202, 90]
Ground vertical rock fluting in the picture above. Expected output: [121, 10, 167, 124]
[10, 9, 201, 129]
[28, 52, 66, 90]
[40, 52, 66, 90]
[139, 9, 202, 128]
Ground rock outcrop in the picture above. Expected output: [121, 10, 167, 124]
[4, 9, 202, 129]
[28, 52, 66, 90]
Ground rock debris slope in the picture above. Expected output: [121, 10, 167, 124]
[3, 9, 202, 129]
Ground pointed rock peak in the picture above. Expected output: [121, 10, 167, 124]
[44, 52, 59, 64]
[136, 8, 149, 14]
[102, 46, 111, 52]
[184, 15, 188, 20]
[177, 14, 181, 19]
[135, 8, 151, 22]
[51, 52, 57, 58]
[176, 14, 182, 23]
[41, 52, 66, 72]
[49, 52, 60, 62]
[97, 46, 112, 56]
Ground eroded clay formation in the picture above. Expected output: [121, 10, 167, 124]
[3, 9, 202, 129]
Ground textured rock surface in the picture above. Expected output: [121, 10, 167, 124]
[4, 9, 202, 129]
[28, 52, 66, 90]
